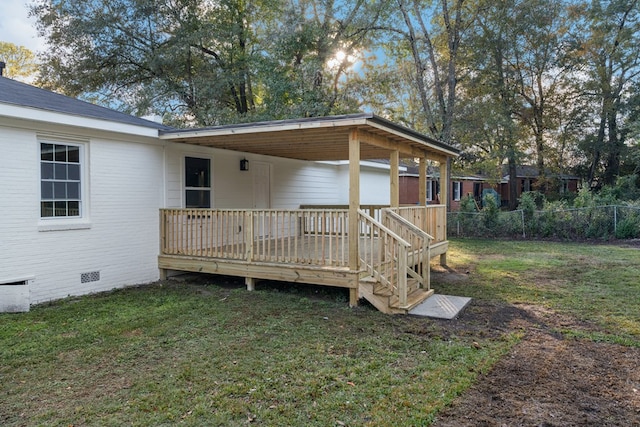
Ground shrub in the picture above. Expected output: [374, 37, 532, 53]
[453, 195, 482, 237]
[615, 207, 640, 239]
[612, 175, 640, 201]
[615, 217, 640, 239]
[482, 192, 500, 229]
[518, 192, 545, 236]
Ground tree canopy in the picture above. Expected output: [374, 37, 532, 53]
[28, 0, 640, 198]
[0, 42, 38, 81]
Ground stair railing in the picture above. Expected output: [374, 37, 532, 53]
[358, 209, 412, 306]
[382, 209, 433, 292]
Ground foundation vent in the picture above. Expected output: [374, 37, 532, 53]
[81, 271, 101, 283]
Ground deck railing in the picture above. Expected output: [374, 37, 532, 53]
[160, 206, 445, 306]
[160, 209, 349, 267]
[301, 204, 447, 244]
[388, 205, 447, 244]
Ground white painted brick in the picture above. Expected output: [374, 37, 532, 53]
[1, 124, 163, 306]
[2, 119, 393, 309]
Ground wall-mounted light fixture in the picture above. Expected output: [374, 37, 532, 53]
[240, 158, 249, 171]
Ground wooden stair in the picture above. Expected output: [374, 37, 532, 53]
[359, 277, 434, 315]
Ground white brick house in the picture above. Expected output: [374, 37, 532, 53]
[0, 77, 404, 311]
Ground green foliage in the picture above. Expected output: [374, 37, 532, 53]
[460, 194, 478, 213]
[615, 215, 640, 239]
[30, 0, 381, 125]
[482, 192, 500, 229]
[453, 195, 482, 236]
[0, 42, 38, 81]
[22, 0, 640, 191]
[449, 188, 640, 240]
[611, 175, 640, 201]
[518, 191, 538, 220]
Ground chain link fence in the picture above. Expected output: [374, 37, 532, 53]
[448, 205, 640, 240]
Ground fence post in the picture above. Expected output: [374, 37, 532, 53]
[521, 210, 526, 238]
[614, 205, 617, 235]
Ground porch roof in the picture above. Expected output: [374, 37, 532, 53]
[159, 113, 459, 162]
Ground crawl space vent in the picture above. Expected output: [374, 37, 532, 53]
[81, 271, 100, 283]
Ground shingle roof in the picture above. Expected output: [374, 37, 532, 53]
[0, 77, 173, 131]
[501, 164, 579, 180]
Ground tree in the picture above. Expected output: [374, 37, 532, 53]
[0, 42, 38, 81]
[258, 0, 385, 118]
[455, 0, 582, 206]
[379, 0, 479, 144]
[567, 0, 640, 188]
[31, 0, 384, 125]
[31, 0, 282, 125]
[507, 0, 571, 192]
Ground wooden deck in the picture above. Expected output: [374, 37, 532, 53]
[158, 206, 448, 314]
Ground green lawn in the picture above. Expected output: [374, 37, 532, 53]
[439, 239, 640, 344]
[1, 239, 638, 426]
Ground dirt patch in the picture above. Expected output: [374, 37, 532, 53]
[432, 301, 640, 427]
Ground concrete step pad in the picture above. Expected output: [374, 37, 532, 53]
[408, 294, 471, 319]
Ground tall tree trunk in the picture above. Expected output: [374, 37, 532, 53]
[603, 111, 621, 185]
[508, 151, 518, 210]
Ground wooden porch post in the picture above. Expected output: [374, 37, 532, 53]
[439, 158, 449, 210]
[439, 157, 450, 266]
[419, 157, 427, 206]
[348, 128, 360, 307]
[390, 150, 400, 207]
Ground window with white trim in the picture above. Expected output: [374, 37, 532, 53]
[453, 181, 461, 201]
[40, 142, 82, 218]
[185, 156, 211, 208]
[426, 180, 438, 202]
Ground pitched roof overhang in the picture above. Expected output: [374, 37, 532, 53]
[160, 113, 459, 162]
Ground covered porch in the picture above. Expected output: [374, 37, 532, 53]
[158, 114, 459, 314]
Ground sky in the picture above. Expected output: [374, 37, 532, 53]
[0, 0, 46, 52]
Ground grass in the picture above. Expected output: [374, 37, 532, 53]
[1, 278, 510, 426]
[1, 239, 638, 425]
[438, 239, 640, 344]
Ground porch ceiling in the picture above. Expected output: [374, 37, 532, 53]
[159, 113, 459, 162]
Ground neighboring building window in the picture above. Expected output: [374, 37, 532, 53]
[40, 142, 81, 218]
[426, 180, 439, 203]
[185, 156, 211, 208]
[560, 179, 569, 193]
[453, 181, 461, 201]
[521, 179, 531, 193]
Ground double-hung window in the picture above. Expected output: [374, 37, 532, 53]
[453, 181, 461, 201]
[426, 180, 438, 202]
[185, 156, 211, 208]
[40, 142, 82, 218]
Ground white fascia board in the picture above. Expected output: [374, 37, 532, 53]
[160, 117, 368, 140]
[0, 104, 161, 138]
[364, 119, 459, 157]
